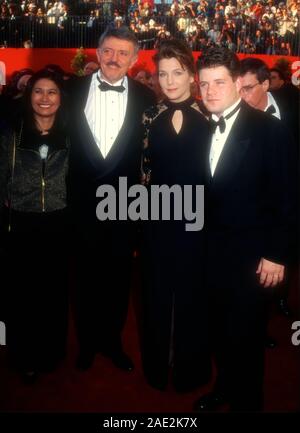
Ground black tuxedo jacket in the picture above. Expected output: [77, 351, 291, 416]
[271, 86, 299, 145]
[67, 74, 156, 228]
[205, 101, 297, 269]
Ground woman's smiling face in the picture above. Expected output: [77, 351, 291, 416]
[31, 78, 61, 118]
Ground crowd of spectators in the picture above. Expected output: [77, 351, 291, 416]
[0, 0, 299, 54]
[0, 1, 68, 22]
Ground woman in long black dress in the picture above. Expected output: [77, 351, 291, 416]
[0, 69, 70, 383]
[140, 40, 211, 392]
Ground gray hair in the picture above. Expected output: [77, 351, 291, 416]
[98, 26, 139, 54]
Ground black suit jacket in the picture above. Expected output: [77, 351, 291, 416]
[205, 101, 297, 268]
[67, 74, 156, 228]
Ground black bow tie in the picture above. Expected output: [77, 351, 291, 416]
[97, 76, 125, 93]
[210, 116, 226, 134]
[266, 104, 276, 115]
[209, 101, 241, 134]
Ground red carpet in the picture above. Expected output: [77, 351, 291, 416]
[0, 260, 299, 413]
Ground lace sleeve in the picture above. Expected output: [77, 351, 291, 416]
[141, 103, 167, 186]
[141, 108, 152, 185]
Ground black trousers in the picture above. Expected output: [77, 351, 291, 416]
[73, 220, 135, 355]
[4, 208, 69, 371]
[207, 232, 269, 412]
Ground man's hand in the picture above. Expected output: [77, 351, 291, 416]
[256, 258, 285, 288]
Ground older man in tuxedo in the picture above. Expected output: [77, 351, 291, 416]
[68, 26, 155, 372]
[193, 47, 297, 412]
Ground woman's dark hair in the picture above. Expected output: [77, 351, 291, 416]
[197, 46, 240, 80]
[23, 68, 68, 132]
[153, 39, 195, 76]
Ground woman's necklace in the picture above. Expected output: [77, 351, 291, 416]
[35, 119, 52, 135]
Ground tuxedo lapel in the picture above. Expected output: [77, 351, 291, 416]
[73, 74, 105, 173]
[104, 76, 137, 165]
[72, 74, 99, 160]
[73, 75, 142, 180]
[76, 74, 93, 109]
[203, 140, 213, 187]
[71, 74, 105, 179]
[210, 104, 250, 191]
[196, 107, 212, 188]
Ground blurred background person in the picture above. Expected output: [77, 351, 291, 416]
[269, 67, 285, 91]
[239, 57, 298, 348]
[2, 68, 34, 126]
[83, 61, 99, 76]
[133, 67, 153, 89]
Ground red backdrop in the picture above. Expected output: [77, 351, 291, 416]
[0, 48, 299, 79]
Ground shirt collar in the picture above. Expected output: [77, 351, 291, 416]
[212, 98, 241, 121]
[97, 70, 128, 91]
[264, 92, 281, 119]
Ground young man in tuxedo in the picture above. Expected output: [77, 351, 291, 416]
[193, 47, 297, 412]
[239, 57, 298, 326]
[67, 27, 155, 372]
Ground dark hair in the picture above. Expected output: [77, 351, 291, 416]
[23, 68, 68, 132]
[240, 58, 270, 83]
[153, 39, 195, 76]
[196, 46, 240, 80]
[44, 63, 66, 77]
[98, 26, 139, 54]
[270, 67, 285, 81]
[13, 68, 34, 79]
[5, 68, 34, 97]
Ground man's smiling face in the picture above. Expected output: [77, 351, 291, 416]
[97, 37, 137, 84]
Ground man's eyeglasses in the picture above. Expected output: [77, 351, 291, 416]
[240, 82, 261, 94]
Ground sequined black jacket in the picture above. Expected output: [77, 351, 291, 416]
[0, 123, 69, 228]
